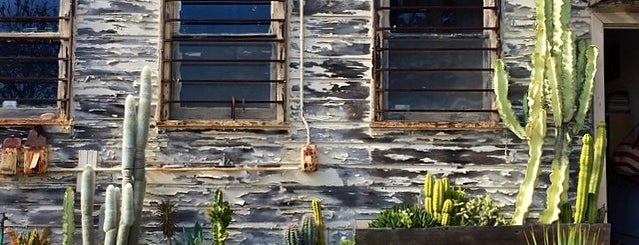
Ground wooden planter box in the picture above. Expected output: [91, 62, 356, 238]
[355, 220, 611, 245]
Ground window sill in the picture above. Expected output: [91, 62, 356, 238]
[157, 119, 288, 130]
[370, 121, 502, 130]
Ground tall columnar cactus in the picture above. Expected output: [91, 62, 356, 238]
[81, 163, 96, 245]
[128, 66, 152, 245]
[311, 199, 325, 245]
[206, 189, 233, 245]
[423, 174, 465, 226]
[573, 123, 607, 224]
[301, 214, 318, 245]
[493, 0, 599, 225]
[62, 187, 75, 245]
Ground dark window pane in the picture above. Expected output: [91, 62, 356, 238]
[176, 41, 273, 60]
[389, 0, 482, 33]
[179, 3, 271, 34]
[0, 0, 59, 32]
[173, 43, 273, 108]
[0, 40, 58, 107]
[386, 91, 488, 110]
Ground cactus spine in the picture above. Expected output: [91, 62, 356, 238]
[62, 187, 75, 245]
[493, 0, 598, 225]
[81, 163, 96, 245]
[311, 199, 325, 245]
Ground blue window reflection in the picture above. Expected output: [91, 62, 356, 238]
[180, 4, 271, 34]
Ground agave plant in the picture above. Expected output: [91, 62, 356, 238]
[154, 198, 178, 245]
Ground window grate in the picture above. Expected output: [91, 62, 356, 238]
[0, 0, 72, 122]
[161, 0, 287, 122]
[373, 0, 501, 124]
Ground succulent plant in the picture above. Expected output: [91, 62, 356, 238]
[369, 205, 437, 229]
[456, 195, 507, 226]
[155, 198, 178, 245]
[206, 189, 233, 245]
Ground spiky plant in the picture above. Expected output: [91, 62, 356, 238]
[62, 187, 75, 245]
[206, 189, 233, 245]
[155, 198, 178, 245]
[7, 227, 52, 245]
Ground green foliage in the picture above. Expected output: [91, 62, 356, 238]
[62, 187, 75, 245]
[456, 195, 507, 226]
[155, 198, 178, 244]
[423, 174, 468, 226]
[369, 205, 437, 229]
[525, 224, 602, 245]
[206, 189, 233, 245]
[175, 222, 205, 245]
[339, 238, 356, 245]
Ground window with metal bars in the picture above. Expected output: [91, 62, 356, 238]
[373, 0, 500, 126]
[0, 0, 73, 124]
[161, 0, 287, 125]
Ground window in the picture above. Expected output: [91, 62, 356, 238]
[161, 0, 287, 126]
[0, 0, 73, 124]
[373, 0, 500, 126]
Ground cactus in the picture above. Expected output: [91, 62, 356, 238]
[128, 66, 152, 245]
[493, 0, 599, 225]
[586, 122, 606, 223]
[311, 199, 325, 245]
[117, 183, 134, 245]
[103, 185, 119, 245]
[574, 134, 593, 223]
[62, 187, 75, 245]
[423, 174, 434, 214]
[206, 189, 233, 245]
[284, 225, 300, 245]
[81, 163, 96, 245]
[440, 200, 453, 226]
[301, 214, 318, 245]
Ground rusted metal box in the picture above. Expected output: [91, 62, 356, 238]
[23, 129, 48, 175]
[1, 137, 21, 175]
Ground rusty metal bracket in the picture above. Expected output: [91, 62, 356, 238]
[300, 144, 318, 172]
[23, 127, 48, 175]
[1, 137, 21, 175]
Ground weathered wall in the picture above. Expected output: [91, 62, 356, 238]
[0, 0, 596, 244]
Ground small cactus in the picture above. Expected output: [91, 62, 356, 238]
[81, 163, 95, 245]
[284, 225, 300, 245]
[311, 199, 325, 245]
[440, 200, 453, 226]
[206, 189, 233, 245]
[62, 187, 75, 245]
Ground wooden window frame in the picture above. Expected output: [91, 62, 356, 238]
[0, 0, 73, 126]
[371, 0, 501, 129]
[159, 0, 287, 128]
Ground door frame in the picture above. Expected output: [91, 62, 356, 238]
[591, 11, 639, 210]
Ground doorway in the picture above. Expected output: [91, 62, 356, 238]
[603, 28, 639, 245]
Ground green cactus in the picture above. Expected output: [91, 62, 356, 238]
[284, 225, 300, 245]
[81, 163, 96, 245]
[62, 187, 75, 245]
[311, 199, 325, 245]
[117, 183, 134, 245]
[574, 133, 593, 223]
[128, 65, 152, 245]
[300, 214, 318, 245]
[206, 189, 233, 245]
[493, 0, 599, 225]
[104, 185, 119, 245]
[423, 174, 434, 214]
[586, 123, 606, 223]
[440, 200, 453, 226]
[456, 195, 507, 226]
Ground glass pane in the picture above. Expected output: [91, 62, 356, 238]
[386, 91, 489, 110]
[177, 41, 273, 60]
[178, 82, 271, 108]
[173, 42, 273, 108]
[179, 3, 271, 35]
[0, 0, 60, 32]
[0, 40, 59, 107]
[389, 0, 482, 33]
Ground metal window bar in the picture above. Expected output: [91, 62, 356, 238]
[0, 11, 71, 116]
[373, 1, 501, 121]
[161, 0, 286, 121]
